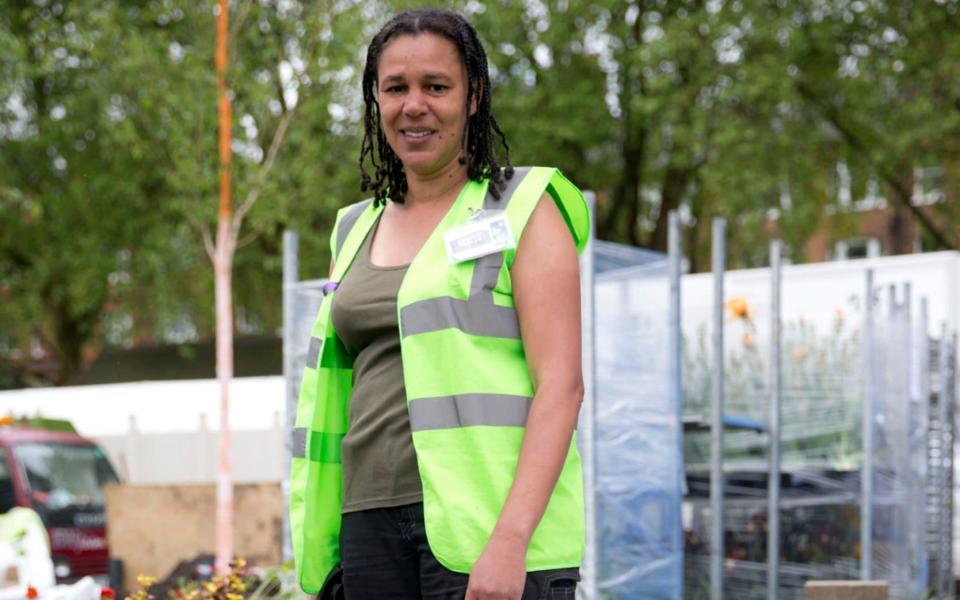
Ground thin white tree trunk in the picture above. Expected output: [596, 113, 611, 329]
[214, 0, 233, 575]
[214, 220, 233, 574]
[207, 0, 313, 574]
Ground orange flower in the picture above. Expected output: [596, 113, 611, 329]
[725, 297, 753, 323]
[26, 587, 38, 600]
[742, 332, 754, 348]
[793, 346, 809, 361]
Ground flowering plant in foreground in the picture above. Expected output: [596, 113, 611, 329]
[125, 559, 296, 600]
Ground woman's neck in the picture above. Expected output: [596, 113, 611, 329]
[402, 160, 469, 207]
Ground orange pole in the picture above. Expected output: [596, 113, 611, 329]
[216, 0, 231, 220]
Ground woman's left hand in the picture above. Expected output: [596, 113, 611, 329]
[465, 533, 528, 599]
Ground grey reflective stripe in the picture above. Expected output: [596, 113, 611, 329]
[400, 168, 531, 339]
[402, 251, 519, 338]
[291, 426, 307, 458]
[408, 394, 533, 432]
[306, 336, 323, 368]
[335, 199, 373, 259]
[484, 166, 529, 210]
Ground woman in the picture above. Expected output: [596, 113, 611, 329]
[289, 9, 589, 600]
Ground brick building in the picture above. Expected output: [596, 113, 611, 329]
[802, 166, 956, 263]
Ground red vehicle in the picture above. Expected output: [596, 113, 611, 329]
[0, 417, 119, 584]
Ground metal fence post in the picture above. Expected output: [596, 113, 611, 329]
[710, 218, 726, 600]
[668, 211, 684, 598]
[936, 323, 950, 599]
[861, 269, 875, 580]
[281, 229, 299, 563]
[950, 332, 958, 597]
[767, 240, 782, 600]
[579, 192, 598, 600]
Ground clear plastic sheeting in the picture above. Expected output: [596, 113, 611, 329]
[869, 288, 928, 599]
[593, 240, 665, 275]
[593, 250, 683, 599]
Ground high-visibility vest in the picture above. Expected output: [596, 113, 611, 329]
[290, 166, 590, 593]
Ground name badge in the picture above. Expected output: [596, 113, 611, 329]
[443, 210, 515, 263]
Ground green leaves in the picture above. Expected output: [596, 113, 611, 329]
[2, 0, 956, 385]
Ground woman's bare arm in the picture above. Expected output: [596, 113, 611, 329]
[466, 193, 583, 599]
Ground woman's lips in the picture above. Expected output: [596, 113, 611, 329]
[401, 128, 436, 143]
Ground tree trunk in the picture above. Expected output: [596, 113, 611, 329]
[214, 0, 234, 575]
[622, 127, 645, 246]
[648, 164, 692, 252]
[601, 5, 645, 246]
[687, 180, 706, 273]
[214, 220, 234, 574]
[40, 281, 103, 386]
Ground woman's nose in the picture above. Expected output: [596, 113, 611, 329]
[402, 88, 427, 116]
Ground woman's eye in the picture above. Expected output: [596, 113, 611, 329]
[384, 85, 405, 94]
[427, 84, 447, 93]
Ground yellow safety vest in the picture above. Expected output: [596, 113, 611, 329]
[290, 166, 589, 593]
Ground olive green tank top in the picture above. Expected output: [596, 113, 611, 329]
[330, 221, 423, 513]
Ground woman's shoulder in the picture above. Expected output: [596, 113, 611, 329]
[330, 197, 378, 259]
[491, 166, 590, 256]
[336, 197, 376, 221]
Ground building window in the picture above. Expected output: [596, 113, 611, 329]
[832, 163, 887, 212]
[912, 166, 944, 206]
[833, 237, 881, 261]
[836, 162, 852, 208]
[853, 178, 886, 211]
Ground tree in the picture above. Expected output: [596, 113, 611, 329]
[0, 0, 195, 384]
[784, 0, 959, 250]
[182, 0, 368, 571]
[0, 0, 370, 386]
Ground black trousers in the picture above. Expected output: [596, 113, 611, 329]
[338, 503, 579, 600]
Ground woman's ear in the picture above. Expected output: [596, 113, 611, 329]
[469, 82, 481, 116]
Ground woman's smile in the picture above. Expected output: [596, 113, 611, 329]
[400, 128, 437, 142]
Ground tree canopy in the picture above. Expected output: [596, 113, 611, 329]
[1, 0, 957, 385]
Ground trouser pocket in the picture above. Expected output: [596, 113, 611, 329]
[523, 568, 580, 600]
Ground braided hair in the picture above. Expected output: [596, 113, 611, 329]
[359, 8, 513, 206]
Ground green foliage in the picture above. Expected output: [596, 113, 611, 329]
[1, 0, 194, 383]
[1, 0, 957, 384]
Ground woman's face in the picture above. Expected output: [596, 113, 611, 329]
[376, 33, 474, 179]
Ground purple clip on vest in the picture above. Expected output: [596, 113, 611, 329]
[322, 281, 339, 296]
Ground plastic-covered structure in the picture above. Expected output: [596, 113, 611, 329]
[590, 241, 684, 599]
